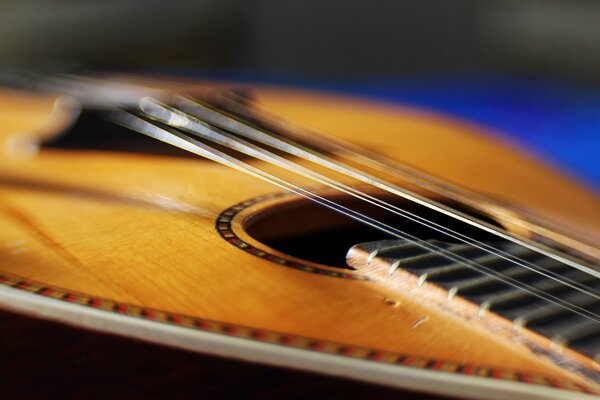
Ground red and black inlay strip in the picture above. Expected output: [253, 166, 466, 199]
[215, 193, 367, 280]
[0, 274, 595, 393]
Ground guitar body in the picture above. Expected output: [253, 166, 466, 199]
[0, 78, 598, 398]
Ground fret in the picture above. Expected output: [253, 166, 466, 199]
[349, 238, 600, 360]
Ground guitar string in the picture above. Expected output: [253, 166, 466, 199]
[136, 100, 600, 323]
[15, 72, 599, 256]
[141, 97, 600, 300]
[174, 96, 600, 295]
[22, 72, 599, 264]
[212, 89, 493, 206]
[108, 108, 600, 326]
[12, 74, 600, 322]
[212, 89, 596, 252]
[174, 95, 599, 278]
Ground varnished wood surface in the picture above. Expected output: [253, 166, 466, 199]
[0, 80, 598, 395]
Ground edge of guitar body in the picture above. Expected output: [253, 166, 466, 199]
[0, 281, 595, 400]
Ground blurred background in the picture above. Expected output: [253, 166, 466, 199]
[0, 0, 599, 191]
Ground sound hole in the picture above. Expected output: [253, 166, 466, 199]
[244, 194, 504, 269]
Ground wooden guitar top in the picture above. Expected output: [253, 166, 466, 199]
[0, 79, 598, 398]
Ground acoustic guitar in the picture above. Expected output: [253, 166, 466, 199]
[0, 74, 598, 399]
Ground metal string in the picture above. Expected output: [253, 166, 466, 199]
[109, 108, 600, 325]
[18, 72, 597, 263]
[174, 96, 600, 277]
[140, 98, 600, 300]
[214, 89, 598, 252]
[11, 73, 598, 326]
[11, 73, 599, 250]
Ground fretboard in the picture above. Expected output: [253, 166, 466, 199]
[347, 239, 600, 367]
